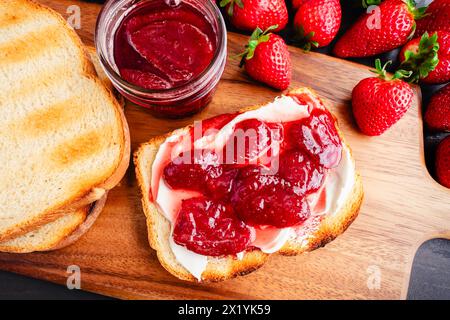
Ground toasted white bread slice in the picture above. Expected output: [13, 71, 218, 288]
[0, 194, 108, 254]
[0, 0, 130, 241]
[0, 46, 124, 253]
[134, 88, 364, 282]
[0, 208, 87, 253]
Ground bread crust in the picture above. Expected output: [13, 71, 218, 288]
[0, 1, 130, 242]
[49, 193, 108, 250]
[0, 195, 107, 253]
[134, 88, 363, 282]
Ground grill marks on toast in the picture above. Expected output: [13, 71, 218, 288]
[0, 25, 67, 66]
[0, 12, 28, 30]
[6, 97, 79, 139]
[50, 128, 110, 168]
[0, 65, 73, 102]
[0, 0, 128, 242]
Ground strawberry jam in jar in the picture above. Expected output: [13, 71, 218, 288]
[96, 0, 227, 118]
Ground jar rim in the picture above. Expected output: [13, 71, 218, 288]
[95, 0, 227, 100]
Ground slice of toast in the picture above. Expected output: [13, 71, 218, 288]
[0, 208, 87, 253]
[0, 46, 123, 253]
[0, 0, 130, 241]
[0, 194, 108, 254]
[134, 88, 363, 282]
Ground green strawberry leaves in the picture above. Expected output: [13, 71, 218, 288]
[238, 25, 278, 67]
[362, 0, 381, 9]
[371, 59, 413, 81]
[400, 32, 440, 83]
[220, 0, 244, 16]
[404, 0, 428, 20]
[294, 25, 319, 52]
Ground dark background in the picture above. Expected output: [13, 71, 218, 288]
[0, 0, 448, 300]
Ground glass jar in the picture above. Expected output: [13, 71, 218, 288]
[95, 0, 227, 118]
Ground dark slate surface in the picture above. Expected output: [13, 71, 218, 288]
[407, 238, 450, 300]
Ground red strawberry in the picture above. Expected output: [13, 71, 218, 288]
[352, 59, 414, 136]
[416, 0, 450, 35]
[333, 0, 427, 58]
[436, 136, 450, 188]
[293, 0, 342, 49]
[239, 26, 292, 90]
[292, 0, 304, 10]
[425, 84, 450, 132]
[220, 0, 288, 32]
[399, 31, 450, 84]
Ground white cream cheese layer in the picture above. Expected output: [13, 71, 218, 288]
[151, 95, 356, 280]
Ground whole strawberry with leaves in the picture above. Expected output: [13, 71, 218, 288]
[293, 0, 342, 50]
[239, 26, 292, 90]
[219, 0, 288, 32]
[334, 0, 427, 58]
[425, 83, 450, 132]
[436, 136, 450, 188]
[352, 59, 414, 136]
[416, 0, 450, 35]
[399, 31, 450, 84]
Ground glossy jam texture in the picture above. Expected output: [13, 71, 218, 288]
[114, 1, 217, 90]
[165, 106, 343, 256]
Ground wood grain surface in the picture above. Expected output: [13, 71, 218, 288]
[0, 0, 449, 300]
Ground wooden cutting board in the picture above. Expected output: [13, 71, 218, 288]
[0, 0, 449, 300]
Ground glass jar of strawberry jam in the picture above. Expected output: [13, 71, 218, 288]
[96, 0, 227, 118]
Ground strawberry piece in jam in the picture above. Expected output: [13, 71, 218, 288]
[204, 166, 239, 199]
[163, 158, 206, 192]
[125, 7, 213, 36]
[291, 109, 342, 168]
[231, 170, 310, 228]
[128, 21, 214, 84]
[163, 151, 238, 200]
[120, 69, 172, 90]
[279, 149, 325, 195]
[173, 197, 253, 256]
[225, 119, 283, 165]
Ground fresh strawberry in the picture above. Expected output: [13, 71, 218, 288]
[416, 0, 450, 35]
[399, 31, 450, 84]
[239, 26, 292, 90]
[425, 84, 450, 132]
[436, 136, 450, 188]
[352, 59, 414, 136]
[333, 0, 427, 58]
[292, 0, 304, 10]
[293, 0, 342, 49]
[219, 0, 288, 32]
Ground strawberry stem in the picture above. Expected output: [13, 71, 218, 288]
[400, 32, 440, 83]
[370, 59, 413, 81]
[219, 0, 244, 16]
[362, 0, 381, 8]
[293, 25, 319, 52]
[404, 0, 428, 20]
[238, 25, 278, 68]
